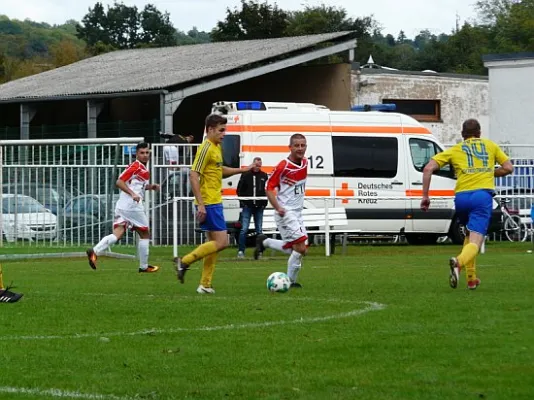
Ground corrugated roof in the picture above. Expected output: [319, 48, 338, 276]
[0, 32, 353, 102]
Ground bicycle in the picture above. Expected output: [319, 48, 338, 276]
[498, 197, 529, 242]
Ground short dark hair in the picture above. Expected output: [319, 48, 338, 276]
[461, 119, 481, 138]
[290, 133, 306, 145]
[205, 114, 227, 130]
[136, 142, 150, 152]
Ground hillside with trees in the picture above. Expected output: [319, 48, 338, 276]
[1, 0, 533, 84]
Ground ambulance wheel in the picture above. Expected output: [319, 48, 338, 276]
[405, 233, 439, 245]
[448, 219, 466, 245]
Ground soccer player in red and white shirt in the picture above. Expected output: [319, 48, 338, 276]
[86, 142, 160, 273]
[254, 133, 308, 288]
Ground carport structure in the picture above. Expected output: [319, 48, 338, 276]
[0, 31, 357, 141]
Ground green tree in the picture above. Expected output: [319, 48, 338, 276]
[492, 0, 534, 52]
[397, 30, 407, 44]
[443, 23, 491, 74]
[187, 27, 211, 43]
[76, 1, 178, 52]
[211, 0, 289, 41]
[76, 2, 111, 48]
[139, 4, 176, 47]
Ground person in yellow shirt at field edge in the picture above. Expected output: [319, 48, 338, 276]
[420, 119, 514, 290]
[176, 113, 253, 294]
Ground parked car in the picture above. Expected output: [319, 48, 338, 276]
[60, 194, 119, 244]
[1, 194, 57, 242]
[1, 184, 80, 216]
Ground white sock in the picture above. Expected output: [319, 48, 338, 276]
[287, 251, 303, 283]
[263, 238, 292, 255]
[93, 234, 118, 255]
[138, 239, 150, 269]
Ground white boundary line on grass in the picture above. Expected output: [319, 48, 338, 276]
[0, 301, 386, 341]
[0, 386, 132, 400]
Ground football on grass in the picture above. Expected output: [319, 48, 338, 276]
[266, 272, 291, 293]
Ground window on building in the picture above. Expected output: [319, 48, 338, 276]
[409, 138, 454, 179]
[333, 136, 398, 178]
[382, 99, 441, 122]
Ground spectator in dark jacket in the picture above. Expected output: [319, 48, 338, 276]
[236, 157, 268, 258]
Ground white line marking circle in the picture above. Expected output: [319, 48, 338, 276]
[0, 301, 386, 341]
[0, 386, 131, 400]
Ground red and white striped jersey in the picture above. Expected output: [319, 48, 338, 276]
[266, 158, 308, 211]
[116, 160, 150, 209]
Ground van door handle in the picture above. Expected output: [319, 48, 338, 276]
[391, 181, 404, 185]
[411, 181, 423, 185]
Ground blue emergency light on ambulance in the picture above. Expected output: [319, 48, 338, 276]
[236, 101, 266, 110]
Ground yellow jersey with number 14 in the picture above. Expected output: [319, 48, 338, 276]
[191, 138, 223, 205]
[432, 138, 509, 194]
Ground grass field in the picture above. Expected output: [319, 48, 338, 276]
[0, 242, 533, 400]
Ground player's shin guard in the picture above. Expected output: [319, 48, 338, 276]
[457, 243, 479, 268]
[463, 237, 477, 282]
[138, 238, 150, 269]
[201, 253, 217, 288]
[94, 234, 118, 255]
[182, 240, 218, 265]
[287, 251, 302, 283]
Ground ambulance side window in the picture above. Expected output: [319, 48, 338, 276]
[332, 136, 398, 178]
[222, 134, 241, 168]
[409, 138, 454, 179]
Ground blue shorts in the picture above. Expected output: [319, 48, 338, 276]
[454, 190, 493, 235]
[198, 203, 226, 232]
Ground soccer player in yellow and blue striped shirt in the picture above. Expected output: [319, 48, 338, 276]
[421, 119, 514, 290]
[176, 114, 252, 294]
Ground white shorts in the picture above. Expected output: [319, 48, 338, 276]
[114, 207, 149, 231]
[275, 210, 307, 249]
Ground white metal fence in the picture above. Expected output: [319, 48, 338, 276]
[1, 139, 533, 248]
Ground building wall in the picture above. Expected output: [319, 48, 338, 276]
[485, 59, 534, 145]
[351, 70, 489, 145]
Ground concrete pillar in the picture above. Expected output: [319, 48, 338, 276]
[163, 93, 182, 135]
[19, 104, 36, 165]
[20, 103, 36, 140]
[86, 100, 104, 193]
[87, 100, 104, 138]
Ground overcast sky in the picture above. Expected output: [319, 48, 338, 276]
[3, 0, 480, 38]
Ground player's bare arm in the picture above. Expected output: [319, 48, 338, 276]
[420, 159, 440, 211]
[145, 184, 160, 191]
[189, 170, 206, 222]
[222, 164, 253, 178]
[266, 189, 285, 216]
[116, 178, 140, 202]
[494, 160, 514, 177]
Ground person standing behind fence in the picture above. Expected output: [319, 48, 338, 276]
[86, 142, 160, 273]
[236, 157, 268, 258]
[420, 119, 514, 290]
[254, 134, 308, 289]
[176, 114, 252, 294]
[163, 134, 194, 196]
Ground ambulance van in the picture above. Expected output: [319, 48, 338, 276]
[213, 100, 500, 245]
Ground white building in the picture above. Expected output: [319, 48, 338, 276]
[351, 66, 489, 145]
[483, 53, 534, 156]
